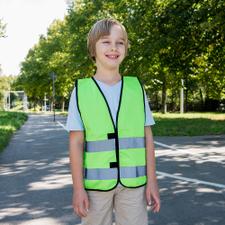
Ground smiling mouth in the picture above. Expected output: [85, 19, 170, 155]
[105, 55, 119, 59]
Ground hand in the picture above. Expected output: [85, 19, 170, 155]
[72, 188, 89, 217]
[146, 182, 161, 213]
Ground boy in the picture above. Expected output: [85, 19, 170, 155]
[66, 18, 160, 225]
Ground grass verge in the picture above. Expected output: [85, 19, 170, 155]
[0, 111, 28, 152]
[152, 112, 225, 136]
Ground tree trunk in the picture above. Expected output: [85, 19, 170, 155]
[155, 92, 159, 111]
[61, 97, 65, 112]
[51, 101, 53, 112]
[185, 75, 188, 112]
[199, 88, 204, 111]
[161, 75, 167, 114]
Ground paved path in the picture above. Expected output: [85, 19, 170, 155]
[0, 114, 225, 225]
[0, 114, 79, 225]
[153, 135, 225, 225]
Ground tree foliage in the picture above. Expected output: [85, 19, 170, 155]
[15, 0, 225, 112]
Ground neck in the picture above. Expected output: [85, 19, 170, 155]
[94, 68, 121, 83]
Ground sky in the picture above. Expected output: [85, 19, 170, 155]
[0, 0, 71, 76]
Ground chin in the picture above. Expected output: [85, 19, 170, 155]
[105, 63, 120, 70]
[106, 58, 123, 65]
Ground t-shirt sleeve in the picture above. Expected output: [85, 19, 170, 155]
[143, 89, 155, 126]
[66, 87, 84, 131]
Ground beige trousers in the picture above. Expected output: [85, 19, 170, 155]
[81, 184, 148, 225]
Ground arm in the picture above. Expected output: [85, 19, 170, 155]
[69, 130, 89, 217]
[145, 126, 161, 212]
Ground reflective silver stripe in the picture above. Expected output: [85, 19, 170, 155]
[86, 137, 145, 152]
[84, 166, 146, 180]
[86, 139, 115, 152]
[119, 137, 145, 149]
[120, 166, 146, 178]
[84, 168, 117, 180]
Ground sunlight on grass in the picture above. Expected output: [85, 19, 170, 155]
[153, 112, 225, 120]
[152, 112, 225, 136]
[0, 111, 27, 152]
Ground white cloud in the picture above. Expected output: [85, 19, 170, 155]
[0, 0, 68, 75]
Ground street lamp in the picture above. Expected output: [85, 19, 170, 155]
[50, 72, 56, 122]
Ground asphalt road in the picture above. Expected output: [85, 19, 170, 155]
[0, 114, 225, 225]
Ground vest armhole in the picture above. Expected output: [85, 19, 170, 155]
[136, 77, 146, 124]
[75, 79, 85, 128]
[74, 79, 77, 88]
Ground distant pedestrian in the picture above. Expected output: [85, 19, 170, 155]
[66, 18, 160, 225]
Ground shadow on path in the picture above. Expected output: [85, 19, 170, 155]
[0, 115, 225, 225]
[151, 136, 225, 225]
[0, 114, 80, 225]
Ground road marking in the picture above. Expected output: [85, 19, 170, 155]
[57, 121, 67, 131]
[157, 171, 225, 189]
[154, 141, 225, 156]
[154, 141, 177, 150]
[57, 122, 225, 189]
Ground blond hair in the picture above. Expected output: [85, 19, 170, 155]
[87, 18, 129, 62]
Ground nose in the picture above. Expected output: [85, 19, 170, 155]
[111, 42, 117, 51]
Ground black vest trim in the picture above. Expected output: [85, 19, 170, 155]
[85, 183, 146, 192]
[137, 77, 146, 125]
[80, 76, 146, 192]
[75, 79, 85, 127]
[91, 76, 124, 189]
[110, 162, 118, 168]
[108, 132, 117, 139]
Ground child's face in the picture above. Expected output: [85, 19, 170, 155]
[95, 25, 126, 70]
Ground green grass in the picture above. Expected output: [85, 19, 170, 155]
[0, 111, 28, 152]
[61, 111, 224, 136]
[152, 112, 225, 136]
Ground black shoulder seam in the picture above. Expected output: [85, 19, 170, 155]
[137, 77, 146, 124]
[75, 79, 78, 88]
[76, 79, 84, 126]
[136, 76, 143, 85]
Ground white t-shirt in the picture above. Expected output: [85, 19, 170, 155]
[66, 78, 155, 131]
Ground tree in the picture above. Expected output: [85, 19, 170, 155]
[17, 0, 225, 112]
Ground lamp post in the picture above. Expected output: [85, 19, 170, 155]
[44, 93, 47, 112]
[50, 72, 56, 122]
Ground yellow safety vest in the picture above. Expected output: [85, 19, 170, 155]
[77, 76, 146, 191]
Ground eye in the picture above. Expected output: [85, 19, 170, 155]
[118, 42, 124, 45]
[102, 41, 110, 44]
